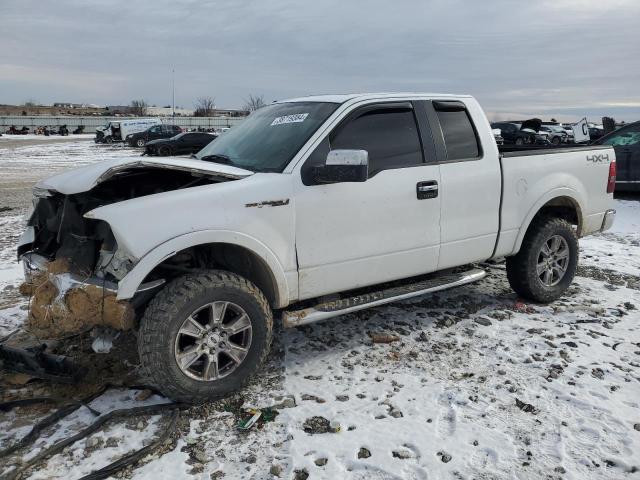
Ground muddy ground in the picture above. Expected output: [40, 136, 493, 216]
[0, 139, 639, 479]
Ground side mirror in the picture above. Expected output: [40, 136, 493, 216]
[313, 149, 369, 184]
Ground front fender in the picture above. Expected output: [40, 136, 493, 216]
[116, 230, 294, 308]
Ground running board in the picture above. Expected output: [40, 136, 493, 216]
[282, 268, 486, 328]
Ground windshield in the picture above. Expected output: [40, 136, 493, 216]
[196, 101, 339, 172]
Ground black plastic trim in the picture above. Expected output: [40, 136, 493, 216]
[433, 100, 467, 112]
[500, 145, 612, 157]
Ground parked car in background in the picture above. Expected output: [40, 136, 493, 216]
[538, 125, 568, 145]
[593, 120, 640, 191]
[95, 118, 162, 144]
[559, 124, 576, 143]
[492, 128, 504, 145]
[491, 121, 548, 145]
[144, 132, 217, 156]
[127, 124, 182, 147]
[589, 127, 605, 141]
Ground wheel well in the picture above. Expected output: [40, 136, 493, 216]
[141, 243, 279, 307]
[532, 196, 582, 235]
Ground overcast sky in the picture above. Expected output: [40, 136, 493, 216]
[1, 0, 639, 121]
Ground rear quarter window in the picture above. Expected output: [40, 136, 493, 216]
[436, 109, 481, 161]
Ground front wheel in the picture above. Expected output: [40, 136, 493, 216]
[506, 217, 578, 303]
[138, 271, 273, 403]
[136, 138, 145, 147]
[158, 145, 172, 156]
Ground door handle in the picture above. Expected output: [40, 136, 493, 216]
[417, 180, 438, 199]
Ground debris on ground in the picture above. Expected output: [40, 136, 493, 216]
[20, 259, 135, 338]
[369, 333, 400, 343]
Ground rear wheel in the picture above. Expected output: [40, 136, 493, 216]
[551, 136, 561, 146]
[506, 217, 578, 303]
[105, 136, 113, 144]
[515, 137, 524, 146]
[138, 271, 273, 403]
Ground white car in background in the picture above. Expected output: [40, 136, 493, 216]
[539, 125, 569, 145]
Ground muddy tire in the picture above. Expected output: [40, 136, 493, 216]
[506, 216, 578, 303]
[138, 271, 273, 403]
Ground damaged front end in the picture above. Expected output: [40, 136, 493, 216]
[17, 161, 243, 339]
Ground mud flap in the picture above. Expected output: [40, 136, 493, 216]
[0, 343, 86, 384]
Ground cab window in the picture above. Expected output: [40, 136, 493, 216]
[329, 106, 424, 176]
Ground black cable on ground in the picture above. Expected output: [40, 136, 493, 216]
[0, 397, 61, 412]
[78, 409, 180, 480]
[4, 403, 182, 480]
[0, 385, 107, 458]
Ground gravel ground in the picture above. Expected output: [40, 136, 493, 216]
[0, 140, 638, 480]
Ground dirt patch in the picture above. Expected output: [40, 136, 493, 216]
[20, 259, 135, 338]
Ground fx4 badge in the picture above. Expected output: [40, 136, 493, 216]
[586, 153, 610, 163]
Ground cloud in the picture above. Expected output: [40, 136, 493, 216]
[0, 0, 638, 121]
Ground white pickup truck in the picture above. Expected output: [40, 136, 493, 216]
[18, 93, 616, 402]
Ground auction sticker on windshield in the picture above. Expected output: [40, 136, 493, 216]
[271, 113, 309, 126]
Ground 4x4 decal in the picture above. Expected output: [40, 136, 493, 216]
[586, 153, 610, 163]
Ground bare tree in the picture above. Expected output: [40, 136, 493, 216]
[23, 99, 38, 107]
[243, 94, 266, 112]
[194, 96, 216, 117]
[130, 99, 148, 116]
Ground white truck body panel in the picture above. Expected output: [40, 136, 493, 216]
[20, 93, 616, 309]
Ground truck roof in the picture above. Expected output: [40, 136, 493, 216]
[279, 92, 473, 104]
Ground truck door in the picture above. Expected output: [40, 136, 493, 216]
[294, 102, 442, 300]
[420, 100, 502, 269]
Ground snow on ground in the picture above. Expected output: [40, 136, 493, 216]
[0, 134, 95, 142]
[0, 140, 638, 479]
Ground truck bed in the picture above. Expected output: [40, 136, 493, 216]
[494, 144, 615, 259]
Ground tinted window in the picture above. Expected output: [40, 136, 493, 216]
[330, 108, 423, 176]
[437, 110, 480, 160]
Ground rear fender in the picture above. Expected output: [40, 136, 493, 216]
[513, 188, 584, 253]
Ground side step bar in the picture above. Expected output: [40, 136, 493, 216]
[282, 268, 486, 328]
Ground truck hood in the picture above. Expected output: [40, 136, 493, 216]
[36, 157, 255, 195]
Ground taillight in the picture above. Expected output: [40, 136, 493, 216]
[607, 161, 616, 193]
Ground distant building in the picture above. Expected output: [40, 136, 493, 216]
[53, 102, 103, 109]
[147, 106, 195, 117]
[106, 105, 134, 115]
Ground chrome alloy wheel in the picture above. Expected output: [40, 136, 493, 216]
[174, 301, 252, 381]
[536, 235, 570, 287]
